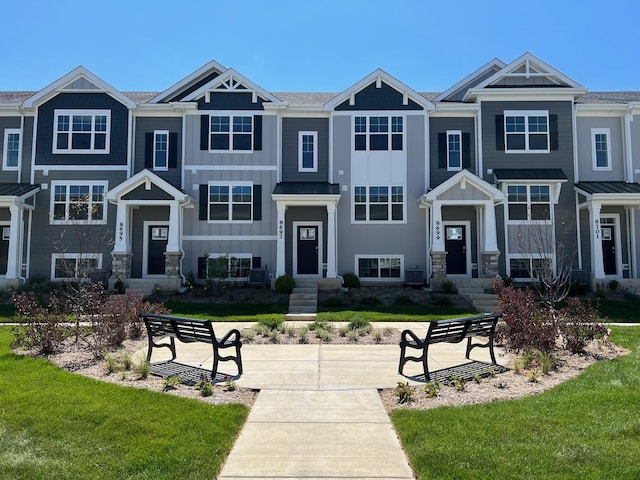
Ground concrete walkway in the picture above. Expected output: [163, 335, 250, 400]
[146, 322, 509, 480]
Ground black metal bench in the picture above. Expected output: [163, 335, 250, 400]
[141, 313, 243, 381]
[398, 313, 501, 381]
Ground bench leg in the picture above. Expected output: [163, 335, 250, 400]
[423, 349, 431, 382]
[398, 345, 406, 374]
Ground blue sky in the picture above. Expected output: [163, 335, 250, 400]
[2, 0, 638, 94]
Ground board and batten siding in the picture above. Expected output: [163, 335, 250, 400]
[429, 117, 476, 188]
[281, 118, 329, 182]
[575, 116, 625, 181]
[134, 117, 183, 188]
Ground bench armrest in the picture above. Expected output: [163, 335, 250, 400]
[217, 328, 242, 346]
[399, 329, 424, 347]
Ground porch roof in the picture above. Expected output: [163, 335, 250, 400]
[493, 168, 567, 181]
[0, 183, 40, 197]
[273, 182, 340, 195]
[575, 181, 640, 195]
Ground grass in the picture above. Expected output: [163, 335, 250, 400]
[0, 328, 248, 479]
[598, 299, 640, 323]
[0, 303, 16, 322]
[391, 325, 640, 479]
[164, 301, 287, 321]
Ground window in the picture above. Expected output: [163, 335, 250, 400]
[354, 115, 403, 151]
[509, 257, 552, 280]
[52, 253, 102, 280]
[354, 185, 404, 222]
[53, 110, 110, 153]
[507, 185, 551, 222]
[298, 131, 317, 172]
[51, 182, 107, 224]
[208, 183, 253, 222]
[3, 129, 20, 169]
[504, 110, 548, 152]
[356, 256, 403, 280]
[446, 130, 462, 171]
[153, 130, 169, 170]
[209, 115, 253, 151]
[591, 128, 611, 170]
[206, 254, 252, 279]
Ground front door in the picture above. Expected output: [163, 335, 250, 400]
[601, 219, 617, 276]
[0, 226, 9, 275]
[147, 225, 168, 275]
[445, 225, 467, 275]
[297, 225, 319, 275]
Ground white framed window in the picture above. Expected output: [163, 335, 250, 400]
[506, 185, 551, 223]
[3, 128, 20, 170]
[50, 181, 107, 224]
[209, 115, 253, 151]
[153, 130, 169, 170]
[446, 130, 462, 171]
[353, 185, 404, 222]
[298, 131, 318, 172]
[206, 253, 252, 279]
[508, 256, 552, 280]
[591, 128, 611, 170]
[208, 182, 253, 222]
[504, 110, 549, 152]
[53, 109, 111, 154]
[354, 115, 403, 151]
[355, 255, 404, 281]
[51, 253, 102, 280]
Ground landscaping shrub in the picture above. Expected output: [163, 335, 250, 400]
[275, 274, 296, 294]
[11, 290, 69, 354]
[324, 295, 346, 307]
[558, 297, 608, 353]
[429, 294, 453, 307]
[358, 295, 382, 306]
[258, 317, 284, 331]
[348, 316, 371, 330]
[441, 280, 457, 294]
[394, 294, 416, 305]
[342, 272, 360, 289]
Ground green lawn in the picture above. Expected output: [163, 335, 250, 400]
[0, 328, 248, 480]
[599, 299, 640, 322]
[391, 325, 640, 479]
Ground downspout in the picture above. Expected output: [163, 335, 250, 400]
[575, 191, 583, 271]
[127, 109, 134, 178]
[22, 209, 33, 282]
[624, 111, 634, 183]
[572, 102, 580, 184]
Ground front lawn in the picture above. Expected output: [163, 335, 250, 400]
[0, 328, 248, 479]
[391, 326, 640, 479]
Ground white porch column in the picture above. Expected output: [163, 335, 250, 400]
[276, 204, 286, 277]
[432, 201, 445, 251]
[483, 201, 499, 252]
[166, 201, 180, 252]
[113, 202, 130, 253]
[589, 202, 605, 279]
[326, 203, 337, 278]
[6, 205, 22, 279]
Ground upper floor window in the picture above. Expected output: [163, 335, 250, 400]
[153, 130, 169, 170]
[504, 110, 548, 152]
[3, 129, 20, 170]
[208, 183, 253, 222]
[354, 185, 404, 222]
[591, 128, 611, 170]
[298, 131, 317, 172]
[446, 130, 462, 171]
[51, 181, 107, 224]
[507, 185, 551, 222]
[209, 115, 253, 151]
[53, 110, 110, 154]
[354, 115, 403, 151]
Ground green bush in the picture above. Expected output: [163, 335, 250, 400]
[429, 294, 453, 307]
[394, 294, 415, 305]
[275, 274, 296, 294]
[358, 295, 382, 306]
[258, 317, 284, 331]
[342, 272, 360, 289]
[324, 295, 346, 307]
[441, 280, 457, 294]
[348, 316, 371, 330]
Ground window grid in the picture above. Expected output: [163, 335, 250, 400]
[357, 256, 402, 279]
[591, 128, 611, 170]
[446, 130, 462, 171]
[53, 110, 110, 154]
[153, 130, 169, 170]
[299, 131, 317, 172]
[209, 115, 252, 151]
[51, 183, 106, 224]
[52, 253, 101, 280]
[354, 185, 404, 222]
[207, 255, 252, 279]
[354, 115, 403, 151]
[208, 184, 253, 222]
[504, 110, 549, 152]
[507, 185, 551, 222]
[3, 129, 20, 169]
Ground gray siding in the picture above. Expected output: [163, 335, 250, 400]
[0, 116, 22, 183]
[429, 117, 476, 187]
[197, 92, 266, 111]
[632, 114, 640, 176]
[281, 118, 329, 182]
[335, 82, 423, 111]
[134, 117, 183, 187]
[576, 116, 625, 181]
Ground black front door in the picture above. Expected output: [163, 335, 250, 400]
[0, 227, 9, 275]
[297, 225, 318, 275]
[602, 225, 617, 275]
[148, 225, 168, 275]
[445, 225, 467, 275]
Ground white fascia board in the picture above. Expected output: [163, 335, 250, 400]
[280, 109, 331, 118]
[468, 89, 587, 102]
[575, 104, 628, 116]
[433, 57, 506, 102]
[181, 68, 283, 105]
[323, 68, 435, 111]
[589, 193, 640, 205]
[431, 103, 479, 117]
[23, 66, 136, 109]
[423, 169, 505, 202]
[272, 194, 341, 206]
[133, 102, 196, 117]
[148, 59, 227, 104]
[106, 169, 191, 203]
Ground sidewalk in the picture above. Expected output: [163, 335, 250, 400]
[146, 322, 509, 480]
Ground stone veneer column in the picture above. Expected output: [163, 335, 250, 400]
[481, 252, 500, 278]
[111, 252, 132, 280]
[164, 252, 182, 277]
[431, 252, 448, 278]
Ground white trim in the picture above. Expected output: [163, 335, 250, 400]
[204, 113, 255, 153]
[206, 181, 254, 223]
[591, 128, 612, 171]
[600, 214, 623, 278]
[506, 254, 554, 281]
[352, 114, 404, 152]
[421, 169, 505, 203]
[293, 221, 323, 278]
[504, 183, 554, 225]
[148, 59, 227, 104]
[52, 109, 111, 154]
[2, 128, 21, 170]
[298, 131, 318, 172]
[34, 165, 129, 171]
[181, 68, 282, 105]
[354, 254, 405, 282]
[352, 185, 406, 224]
[185, 165, 277, 172]
[106, 169, 191, 203]
[153, 130, 169, 171]
[205, 253, 253, 280]
[49, 180, 108, 225]
[183, 235, 277, 241]
[504, 110, 549, 153]
[143, 221, 169, 278]
[433, 57, 506, 102]
[443, 221, 472, 278]
[51, 252, 102, 281]
[446, 130, 462, 171]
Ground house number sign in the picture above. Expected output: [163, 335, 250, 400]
[594, 218, 600, 241]
[278, 220, 284, 239]
[435, 220, 441, 241]
[118, 222, 124, 242]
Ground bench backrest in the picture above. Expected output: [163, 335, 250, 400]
[142, 313, 216, 344]
[426, 314, 498, 344]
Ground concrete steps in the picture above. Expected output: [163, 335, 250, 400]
[286, 282, 318, 320]
[453, 279, 500, 313]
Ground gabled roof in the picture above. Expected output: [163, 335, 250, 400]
[147, 60, 227, 104]
[464, 52, 586, 101]
[421, 169, 504, 203]
[106, 169, 191, 204]
[323, 68, 435, 111]
[181, 68, 282, 104]
[433, 57, 506, 102]
[22, 66, 136, 109]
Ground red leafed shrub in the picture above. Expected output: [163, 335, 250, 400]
[558, 297, 608, 354]
[11, 290, 68, 355]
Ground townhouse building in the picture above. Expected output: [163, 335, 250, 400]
[0, 52, 638, 294]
